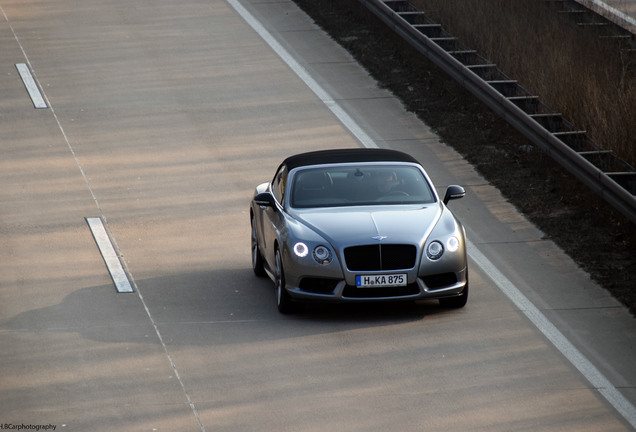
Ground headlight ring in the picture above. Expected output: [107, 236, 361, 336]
[446, 236, 460, 252]
[293, 242, 309, 258]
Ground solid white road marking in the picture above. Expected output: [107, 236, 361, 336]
[86, 217, 134, 293]
[226, 0, 636, 427]
[467, 240, 636, 427]
[16, 63, 47, 108]
[225, 0, 378, 149]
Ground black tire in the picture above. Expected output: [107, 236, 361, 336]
[251, 216, 266, 277]
[275, 249, 295, 314]
[439, 272, 469, 309]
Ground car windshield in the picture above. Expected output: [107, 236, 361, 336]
[290, 165, 436, 208]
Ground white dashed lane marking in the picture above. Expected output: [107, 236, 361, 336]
[86, 217, 134, 293]
[16, 63, 47, 109]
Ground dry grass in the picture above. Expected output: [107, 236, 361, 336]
[415, 0, 636, 167]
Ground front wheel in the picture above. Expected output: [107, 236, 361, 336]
[275, 249, 295, 314]
[251, 216, 265, 277]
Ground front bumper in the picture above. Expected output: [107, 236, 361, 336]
[286, 268, 467, 302]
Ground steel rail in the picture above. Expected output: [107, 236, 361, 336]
[359, 0, 636, 224]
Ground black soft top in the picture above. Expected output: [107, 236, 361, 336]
[282, 148, 420, 171]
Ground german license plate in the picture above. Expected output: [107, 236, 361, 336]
[356, 274, 407, 288]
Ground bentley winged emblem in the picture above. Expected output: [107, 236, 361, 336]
[371, 235, 388, 241]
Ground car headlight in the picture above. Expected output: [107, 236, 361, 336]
[293, 242, 309, 258]
[426, 241, 444, 260]
[446, 236, 460, 252]
[313, 245, 332, 265]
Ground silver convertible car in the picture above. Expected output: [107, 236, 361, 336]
[250, 148, 468, 313]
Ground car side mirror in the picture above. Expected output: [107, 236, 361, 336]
[254, 192, 276, 207]
[443, 185, 465, 205]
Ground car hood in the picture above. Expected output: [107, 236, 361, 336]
[292, 204, 442, 247]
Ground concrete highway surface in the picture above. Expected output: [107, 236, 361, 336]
[1, 0, 634, 431]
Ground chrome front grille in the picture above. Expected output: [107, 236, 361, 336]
[344, 244, 417, 271]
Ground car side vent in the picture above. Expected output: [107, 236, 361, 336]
[344, 244, 417, 271]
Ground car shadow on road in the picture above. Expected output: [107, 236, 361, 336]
[3, 267, 465, 346]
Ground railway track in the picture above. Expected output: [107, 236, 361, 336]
[360, 0, 636, 224]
